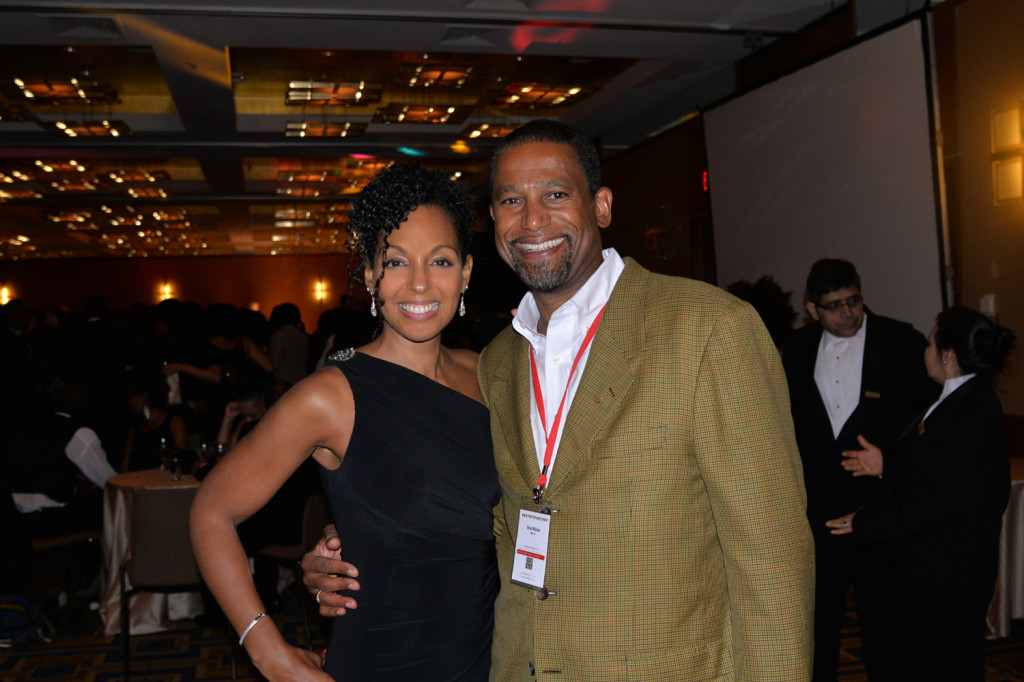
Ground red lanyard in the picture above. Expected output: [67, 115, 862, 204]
[528, 305, 606, 494]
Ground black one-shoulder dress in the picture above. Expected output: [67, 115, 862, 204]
[321, 351, 498, 680]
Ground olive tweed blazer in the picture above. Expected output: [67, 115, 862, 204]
[479, 258, 814, 681]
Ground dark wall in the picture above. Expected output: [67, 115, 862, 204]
[0, 253, 355, 329]
[600, 115, 714, 282]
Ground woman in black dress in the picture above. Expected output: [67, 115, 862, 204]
[122, 371, 189, 471]
[191, 164, 498, 681]
[827, 307, 1016, 681]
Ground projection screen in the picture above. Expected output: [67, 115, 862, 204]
[703, 17, 945, 334]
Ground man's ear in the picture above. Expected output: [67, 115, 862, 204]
[594, 187, 613, 229]
[805, 300, 819, 322]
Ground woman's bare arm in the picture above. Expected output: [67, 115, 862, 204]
[189, 368, 352, 680]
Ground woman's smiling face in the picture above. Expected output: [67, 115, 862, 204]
[365, 204, 472, 345]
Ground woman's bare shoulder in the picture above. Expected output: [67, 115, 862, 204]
[256, 365, 355, 435]
[288, 364, 353, 407]
[444, 348, 484, 404]
[446, 347, 481, 373]
[248, 365, 355, 469]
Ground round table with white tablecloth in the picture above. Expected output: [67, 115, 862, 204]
[987, 457, 1024, 639]
[99, 469, 204, 636]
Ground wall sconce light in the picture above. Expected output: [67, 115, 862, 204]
[314, 278, 329, 303]
[0, 285, 11, 305]
[991, 104, 1024, 204]
[993, 158, 1023, 203]
[158, 281, 174, 302]
[992, 106, 1021, 151]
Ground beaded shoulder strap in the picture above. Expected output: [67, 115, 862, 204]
[328, 347, 356, 362]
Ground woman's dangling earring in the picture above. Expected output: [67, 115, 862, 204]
[368, 287, 376, 317]
[458, 289, 466, 317]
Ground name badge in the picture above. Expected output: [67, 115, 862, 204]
[511, 509, 551, 590]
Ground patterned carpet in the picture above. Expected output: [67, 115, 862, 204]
[834, 611, 1024, 681]
[4, 563, 1024, 681]
[0, 562, 328, 682]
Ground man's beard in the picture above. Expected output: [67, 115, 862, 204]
[507, 237, 574, 293]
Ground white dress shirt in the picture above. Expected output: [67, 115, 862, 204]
[814, 313, 868, 438]
[12, 415, 117, 514]
[512, 248, 625, 480]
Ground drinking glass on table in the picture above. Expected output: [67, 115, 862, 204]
[169, 453, 182, 481]
[196, 442, 213, 465]
[157, 436, 171, 471]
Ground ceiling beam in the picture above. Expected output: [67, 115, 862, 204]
[2, 3, 802, 37]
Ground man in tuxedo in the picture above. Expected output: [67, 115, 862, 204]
[305, 120, 815, 680]
[7, 378, 116, 539]
[781, 258, 935, 682]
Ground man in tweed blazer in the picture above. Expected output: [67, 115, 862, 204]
[302, 120, 814, 680]
[479, 121, 813, 680]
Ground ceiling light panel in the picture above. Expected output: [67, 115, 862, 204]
[284, 120, 367, 137]
[400, 62, 478, 89]
[286, 80, 383, 105]
[46, 119, 131, 137]
[464, 122, 522, 138]
[372, 103, 470, 125]
[8, 76, 119, 105]
[489, 83, 584, 109]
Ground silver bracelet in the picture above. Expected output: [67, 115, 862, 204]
[238, 612, 267, 645]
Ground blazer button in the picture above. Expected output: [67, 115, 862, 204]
[528, 662, 536, 676]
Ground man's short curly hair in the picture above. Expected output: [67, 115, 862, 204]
[489, 119, 602, 198]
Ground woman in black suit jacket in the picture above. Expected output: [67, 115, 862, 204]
[827, 306, 1016, 682]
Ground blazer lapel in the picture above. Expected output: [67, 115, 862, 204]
[859, 317, 884, 397]
[546, 260, 643, 496]
[891, 377, 981, 461]
[919, 377, 982, 434]
[799, 324, 835, 440]
[490, 333, 542, 490]
[840, 319, 884, 438]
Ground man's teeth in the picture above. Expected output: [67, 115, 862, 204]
[519, 237, 564, 252]
[399, 302, 440, 314]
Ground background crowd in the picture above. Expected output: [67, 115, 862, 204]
[0, 249, 1015, 681]
[0, 292, 382, 598]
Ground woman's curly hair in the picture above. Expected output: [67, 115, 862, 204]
[348, 163, 474, 317]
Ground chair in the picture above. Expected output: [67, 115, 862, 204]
[257, 491, 331, 649]
[31, 528, 100, 553]
[120, 485, 202, 680]
[31, 528, 101, 598]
